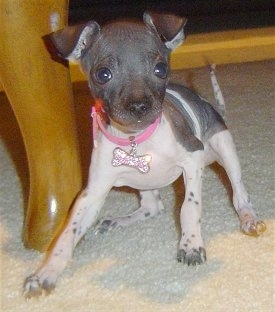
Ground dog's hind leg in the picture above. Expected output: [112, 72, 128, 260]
[207, 130, 266, 236]
[177, 150, 206, 265]
[95, 189, 165, 233]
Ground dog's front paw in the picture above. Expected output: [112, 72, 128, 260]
[23, 273, 56, 299]
[241, 219, 266, 237]
[177, 247, 206, 266]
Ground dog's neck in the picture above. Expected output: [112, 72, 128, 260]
[91, 106, 161, 147]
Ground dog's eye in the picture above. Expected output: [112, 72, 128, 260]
[154, 62, 168, 79]
[95, 67, 112, 84]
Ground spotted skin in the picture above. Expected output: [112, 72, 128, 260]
[23, 110, 266, 299]
[23, 14, 266, 298]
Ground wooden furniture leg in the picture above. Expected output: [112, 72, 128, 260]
[0, 1, 82, 251]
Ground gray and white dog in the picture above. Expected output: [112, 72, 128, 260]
[24, 12, 266, 297]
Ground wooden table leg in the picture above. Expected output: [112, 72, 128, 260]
[0, 1, 82, 251]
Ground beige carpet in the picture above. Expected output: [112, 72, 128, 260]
[0, 61, 274, 312]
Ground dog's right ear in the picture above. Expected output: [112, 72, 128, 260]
[45, 21, 100, 62]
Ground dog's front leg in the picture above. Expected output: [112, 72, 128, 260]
[24, 188, 109, 298]
[177, 150, 206, 265]
[24, 151, 113, 298]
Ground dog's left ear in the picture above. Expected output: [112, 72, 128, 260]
[143, 12, 187, 50]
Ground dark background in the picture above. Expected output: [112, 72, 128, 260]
[69, 0, 274, 34]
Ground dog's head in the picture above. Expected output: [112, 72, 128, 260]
[49, 12, 186, 131]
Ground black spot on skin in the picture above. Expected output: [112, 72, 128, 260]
[191, 234, 196, 238]
[187, 238, 191, 243]
[73, 221, 77, 225]
[184, 244, 188, 247]
[54, 253, 59, 257]
[182, 232, 185, 237]
[144, 212, 151, 217]
[188, 198, 192, 202]
[190, 192, 194, 197]
[73, 228, 77, 234]
[195, 201, 199, 205]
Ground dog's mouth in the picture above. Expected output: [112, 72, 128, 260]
[101, 98, 162, 132]
[109, 106, 162, 132]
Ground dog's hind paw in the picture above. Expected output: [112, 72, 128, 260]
[241, 219, 266, 237]
[177, 247, 206, 266]
[94, 218, 120, 234]
[23, 274, 55, 299]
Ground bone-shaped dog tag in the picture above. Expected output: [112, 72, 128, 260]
[112, 147, 152, 173]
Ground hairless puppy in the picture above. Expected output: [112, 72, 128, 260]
[24, 12, 266, 297]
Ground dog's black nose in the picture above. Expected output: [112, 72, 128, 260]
[127, 101, 151, 118]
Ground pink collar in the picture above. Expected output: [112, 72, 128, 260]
[91, 106, 161, 147]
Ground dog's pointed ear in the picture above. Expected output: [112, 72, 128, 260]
[143, 12, 187, 50]
[45, 21, 100, 62]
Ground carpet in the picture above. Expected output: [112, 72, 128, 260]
[0, 60, 274, 312]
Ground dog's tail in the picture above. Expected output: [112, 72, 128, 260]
[210, 64, 226, 119]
